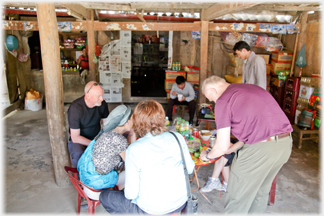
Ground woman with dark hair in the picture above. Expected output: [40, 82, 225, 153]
[99, 100, 195, 215]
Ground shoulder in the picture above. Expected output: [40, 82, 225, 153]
[185, 82, 194, 89]
[68, 96, 85, 113]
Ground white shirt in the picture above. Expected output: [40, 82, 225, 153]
[170, 82, 196, 102]
[124, 131, 195, 214]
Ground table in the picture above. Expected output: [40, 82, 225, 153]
[292, 124, 320, 148]
[190, 139, 220, 204]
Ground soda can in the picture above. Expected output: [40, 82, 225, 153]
[193, 128, 199, 138]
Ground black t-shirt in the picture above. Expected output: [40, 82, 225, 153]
[68, 96, 109, 140]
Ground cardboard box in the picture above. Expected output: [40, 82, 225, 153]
[271, 50, 293, 63]
[187, 72, 199, 83]
[257, 54, 270, 64]
[228, 53, 243, 67]
[266, 85, 270, 92]
[266, 64, 271, 75]
[227, 65, 243, 76]
[273, 78, 286, 87]
[267, 75, 271, 86]
[165, 80, 174, 90]
[299, 85, 314, 100]
[166, 89, 171, 100]
[165, 71, 186, 80]
[271, 60, 291, 73]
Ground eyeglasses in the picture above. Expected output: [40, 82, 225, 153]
[87, 82, 99, 93]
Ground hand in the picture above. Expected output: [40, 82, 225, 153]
[172, 91, 177, 96]
[199, 150, 208, 161]
[179, 96, 186, 102]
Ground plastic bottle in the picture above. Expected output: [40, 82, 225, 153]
[179, 123, 185, 136]
[184, 121, 190, 140]
[175, 120, 181, 132]
[165, 116, 170, 127]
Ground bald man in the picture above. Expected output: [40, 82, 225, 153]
[68, 81, 109, 168]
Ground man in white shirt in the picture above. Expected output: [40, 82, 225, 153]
[166, 76, 196, 125]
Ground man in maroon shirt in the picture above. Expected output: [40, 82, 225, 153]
[200, 76, 292, 214]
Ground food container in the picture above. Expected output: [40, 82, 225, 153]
[200, 130, 212, 141]
[209, 136, 216, 148]
[192, 128, 199, 138]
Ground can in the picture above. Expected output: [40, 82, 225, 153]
[209, 135, 216, 148]
[193, 128, 199, 138]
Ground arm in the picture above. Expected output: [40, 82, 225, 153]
[101, 118, 107, 125]
[127, 128, 137, 144]
[70, 128, 91, 146]
[254, 58, 267, 90]
[200, 126, 231, 160]
[119, 150, 126, 161]
[185, 83, 195, 102]
[170, 84, 178, 99]
[224, 141, 244, 154]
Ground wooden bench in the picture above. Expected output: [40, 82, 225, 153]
[292, 124, 319, 149]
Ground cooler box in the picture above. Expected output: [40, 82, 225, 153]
[187, 72, 199, 83]
[165, 70, 186, 80]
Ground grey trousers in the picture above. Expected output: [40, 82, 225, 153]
[68, 139, 87, 168]
[224, 135, 292, 214]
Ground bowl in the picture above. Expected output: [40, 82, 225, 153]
[199, 130, 212, 141]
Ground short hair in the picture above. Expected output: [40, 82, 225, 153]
[176, 76, 186, 85]
[233, 41, 251, 52]
[132, 100, 167, 138]
[202, 76, 226, 93]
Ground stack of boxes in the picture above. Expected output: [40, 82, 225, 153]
[269, 50, 293, 107]
[257, 54, 271, 92]
[282, 77, 300, 124]
[295, 76, 321, 125]
[227, 53, 243, 77]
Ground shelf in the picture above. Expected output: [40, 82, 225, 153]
[59, 32, 87, 36]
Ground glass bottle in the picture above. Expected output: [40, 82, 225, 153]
[175, 120, 181, 133]
[179, 123, 185, 136]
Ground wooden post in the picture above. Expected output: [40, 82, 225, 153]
[290, 33, 299, 77]
[294, 12, 308, 77]
[199, 19, 208, 105]
[36, 3, 70, 187]
[87, 10, 96, 81]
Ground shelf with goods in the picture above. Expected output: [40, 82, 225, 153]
[59, 32, 87, 70]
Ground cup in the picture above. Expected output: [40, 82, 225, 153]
[178, 94, 183, 101]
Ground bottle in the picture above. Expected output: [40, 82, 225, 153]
[179, 123, 185, 136]
[165, 116, 170, 127]
[175, 120, 181, 133]
[172, 62, 176, 71]
[184, 121, 190, 140]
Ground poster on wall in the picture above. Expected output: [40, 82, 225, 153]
[110, 55, 121, 72]
[272, 24, 287, 34]
[168, 31, 173, 69]
[191, 31, 201, 39]
[121, 47, 131, 63]
[122, 63, 131, 78]
[120, 31, 132, 47]
[57, 22, 71, 32]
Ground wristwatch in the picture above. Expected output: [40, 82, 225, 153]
[206, 152, 213, 160]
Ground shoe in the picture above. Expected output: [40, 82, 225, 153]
[216, 181, 227, 192]
[200, 177, 221, 193]
[189, 119, 193, 125]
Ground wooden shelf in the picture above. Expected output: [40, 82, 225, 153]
[58, 32, 87, 36]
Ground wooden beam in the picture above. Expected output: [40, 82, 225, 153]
[2, 20, 87, 31]
[93, 22, 201, 31]
[130, 2, 213, 11]
[35, 2, 70, 187]
[136, 9, 146, 22]
[199, 20, 208, 105]
[60, 3, 91, 20]
[79, 2, 132, 11]
[209, 23, 301, 33]
[295, 12, 308, 77]
[248, 5, 321, 11]
[87, 10, 96, 81]
[201, 2, 261, 21]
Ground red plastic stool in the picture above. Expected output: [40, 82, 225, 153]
[172, 105, 189, 118]
[268, 175, 277, 206]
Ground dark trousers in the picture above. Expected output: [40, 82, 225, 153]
[166, 98, 196, 121]
[68, 139, 87, 168]
[99, 190, 186, 215]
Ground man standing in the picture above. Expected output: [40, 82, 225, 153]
[233, 41, 267, 89]
[200, 76, 292, 214]
[166, 76, 196, 125]
[68, 81, 109, 168]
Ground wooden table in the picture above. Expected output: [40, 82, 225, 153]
[190, 139, 220, 204]
[292, 124, 320, 148]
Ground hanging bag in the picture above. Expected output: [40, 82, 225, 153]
[169, 131, 198, 214]
[18, 48, 29, 62]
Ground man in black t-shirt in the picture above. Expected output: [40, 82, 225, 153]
[68, 81, 109, 168]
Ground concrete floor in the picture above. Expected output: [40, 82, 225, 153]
[3, 104, 321, 214]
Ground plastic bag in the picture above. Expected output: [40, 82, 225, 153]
[242, 33, 258, 47]
[220, 32, 242, 45]
[296, 44, 306, 67]
[265, 37, 283, 52]
[18, 49, 29, 62]
[92, 54, 98, 64]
